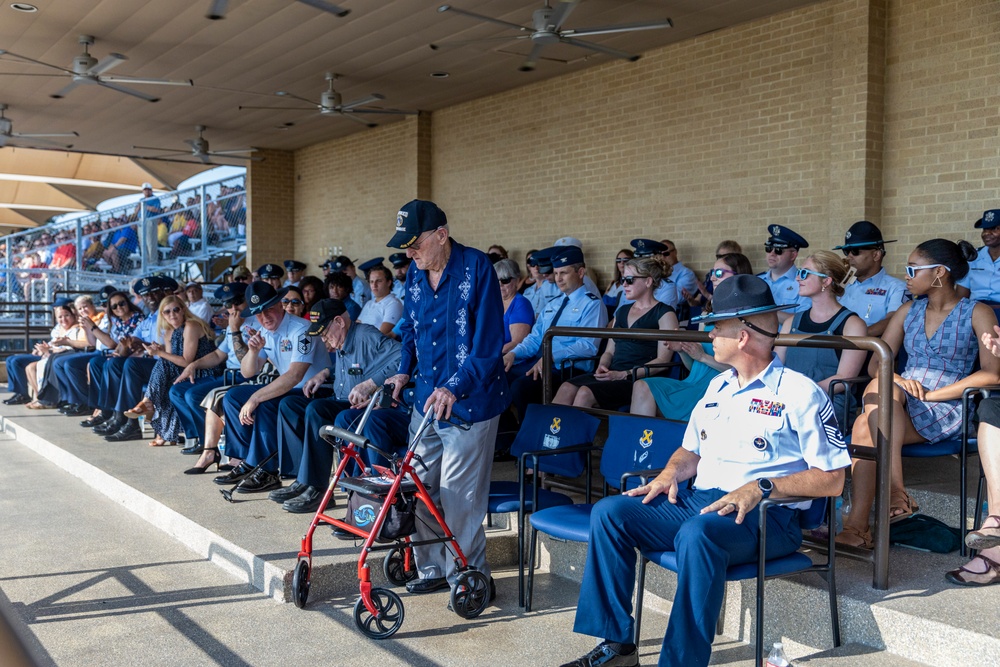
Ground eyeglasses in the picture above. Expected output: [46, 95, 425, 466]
[710, 268, 735, 279]
[842, 246, 880, 257]
[232, 276, 248, 282]
[764, 245, 789, 255]
[408, 227, 442, 252]
[622, 275, 648, 285]
[615, 258, 629, 264]
[110, 301, 128, 310]
[162, 307, 183, 315]
[905, 264, 950, 279]
[281, 299, 304, 307]
[498, 277, 515, 285]
[796, 268, 829, 281]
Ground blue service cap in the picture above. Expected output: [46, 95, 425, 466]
[132, 276, 158, 296]
[158, 276, 180, 292]
[214, 282, 248, 304]
[52, 297, 73, 308]
[765, 225, 809, 249]
[97, 285, 116, 305]
[532, 247, 558, 274]
[975, 210, 1000, 230]
[358, 257, 385, 272]
[630, 238, 667, 258]
[387, 199, 448, 249]
[551, 245, 585, 268]
[283, 259, 307, 272]
[388, 253, 410, 268]
[256, 263, 285, 279]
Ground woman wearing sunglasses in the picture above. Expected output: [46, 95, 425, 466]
[126, 296, 223, 447]
[555, 257, 677, 410]
[776, 250, 867, 430]
[495, 259, 534, 355]
[602, 248, 635, 312]
[281, 286, 307, 319]
[630, 253, 752, 420]
[839, 239, 1000, 549]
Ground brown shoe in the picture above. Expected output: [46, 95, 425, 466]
[945, 554, 1000, 587]
[965, 516, 1000, 551]
[125, 399, 154, 420]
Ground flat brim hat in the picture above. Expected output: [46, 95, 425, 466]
[389, 252, 410, 268]
[157, 276, 180, 293]
[552, 245, 585, 267]
[554, 236, 583, 249]
[327, 255, 354, 273]
[631, 238, 667, 258]
[305, 298, 348, 336]
[532, 246, 558, 274]
[765, 224, 809, 249]
[834, 220, 896, 249]
[214, 282, 248, 305]
[283, 260, 307, 272]
[240, 281, 290, 318]
[132, 276, 157, 296]
[387, 199, 448, 249]
[692, 274, 794, 324]
[358, 257, 385, 272]
[97, 285, 116, 305]
[256, 263, 285, 279]
[975, 209, 1000, 230]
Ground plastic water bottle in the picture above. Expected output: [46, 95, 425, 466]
[766, 642, 791, 667]
[834, 497, 844, 535]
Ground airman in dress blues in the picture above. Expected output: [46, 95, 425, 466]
[958, 209, 1000, 304]
[758, 224, 811, 320]
[835, 221, 906, 336]
[256, 263, 285, 291]
[282, 260, 307, 287]
[522, 246, 561, 316]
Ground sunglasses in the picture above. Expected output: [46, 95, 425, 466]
[905, 264, 950, 279]
[796, 268, 829, 281]
[110, 301, 128, 310]
[710, 268, 735, 279]
[764, 245, 790, 255]
[281, 299, 304, 306]
[841, 246, 879, 257]
[498, 277, 515, 285]
[232, 276, 248, 282]
[622, 275, 648, 285]
[615, 258, 629, 264]
[162, 307, 183, 315]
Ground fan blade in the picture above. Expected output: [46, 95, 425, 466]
[547, 0, 579, 32]
[565, 18, 673, 38]
[50, 80, 84, 99]
[430, 34, 529, 50]
[519, 43, 547, 72]
[437, 5, 529, 32]
[208, 148, 257, 155]
[13, 131, 79, 138]
[197, 153, 211, 164]
[340, 113, 377, 128]
[11, 135, 74, 149]
[559, 36, 639, 62]
[346, 108, 417, 116]
[206, 0, 229, 20]
[0, 135, 7, 148]
[97, 80, 160, 102]
[275, 91, 317, 105]
[239, 104, 315, 111]
[297, 0, 351, 17]
[89, 53, 126, 76]
[0, 72, 65, 77]
[0, 49, 75, 74]
[341, 93, 385, 111]
[132, 144, 181, 152]
[102, 76, 194, 87]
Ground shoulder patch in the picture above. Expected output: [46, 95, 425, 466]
[298, 336, 312, 354]
[586, 292, 599, 300]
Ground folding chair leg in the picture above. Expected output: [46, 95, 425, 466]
[517, 509, 526, 608]
[526, 526, 538, 612]
[828, 572, 842, 647]
[634, 558, 647, 647]
[755, 579, 765, 667]
[487, 512, 493, 528]
[716, 584, 727, 636]
[961, 453, 969, 557]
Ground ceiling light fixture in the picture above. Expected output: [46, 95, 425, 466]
[10, 3, 38, 12]
[430, 71, 450, 79]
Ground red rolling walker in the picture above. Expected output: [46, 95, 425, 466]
[290, 389, 491, 639]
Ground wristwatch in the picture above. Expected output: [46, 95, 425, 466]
[757, 477, 774, 499]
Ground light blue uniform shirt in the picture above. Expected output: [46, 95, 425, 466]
[759, 266, 811, 313]
[684, 355, 850, 507]
[840, 268, 906, 326]
[353, 274, 372, 306]
[670, 262, 700, 300]
[218, 323, 254, 369]
[254, 313, 328, 389]
[511, 284, 608, 370]
[133, 312, 166, 345]
[524, 279, 561, 317]
[959, 246, 1000, 303]
[391, 279, 406, 301]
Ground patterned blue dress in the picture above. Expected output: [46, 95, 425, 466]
[900, 297, 977, 441]
[148, 325, 221, 441]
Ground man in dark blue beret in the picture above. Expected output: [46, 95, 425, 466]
[958, 209, 1000, 304]
[282, 260, 307, 288]
[757, 224, 811, 321]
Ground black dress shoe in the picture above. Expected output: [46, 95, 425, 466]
[4, 394, 29, 405]
[105, 421, 143, 442]
[406, 577, 450, 595]
[235, 468, 281, 494]
[268, 481, 306, 502]
[94, 415, 124, 435]
[559, 642, 639, 667]
[63, 404, 92, 417]
[283, 487, 335, 514]
[213, 462, 253, 485]
[81, 410, 111, 428]
[180, 441, 204, 455]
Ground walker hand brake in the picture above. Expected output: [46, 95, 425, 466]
[411, 453, 429, 472]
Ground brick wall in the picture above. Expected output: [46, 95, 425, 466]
[246, 148, 295, 268]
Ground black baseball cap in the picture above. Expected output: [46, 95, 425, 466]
[306, 298, 348, 336]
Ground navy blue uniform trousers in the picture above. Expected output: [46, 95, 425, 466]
[223, 384, 304, 475]
[169, 374, 248, 443]
[574, 488, 801, 667]
[52, 351, 101, 406]
[6, 353, 36, 396]
[319, 406, 410, 483]
[277, 395, 352, 486]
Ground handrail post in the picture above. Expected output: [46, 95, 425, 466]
[75, 219, 83, 275]
[139, 203, 148, 274]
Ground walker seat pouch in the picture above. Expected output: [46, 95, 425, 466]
[340, 475, 417, 543]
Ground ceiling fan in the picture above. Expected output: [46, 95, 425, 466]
[238, 72, 418, 128]
[0, 104, 78, 149]
[206, 0, 350, 20]
[132, 125, 257, 164]
[430, 1, 672, 72]
[0, 35, 193, 103]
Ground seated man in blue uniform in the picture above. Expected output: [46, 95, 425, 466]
[958, 208, 1000, 304]
[835, 220, 906, 336]
[272, 298, 401, 513]
[522, 246, 561, 317]
[169, 282, 254, 456]
[282, 259, 306, 288]
[213, 281, 329, 493]
[256, 263, 285, 291]
[502, 245, 608, 421]
[561, 274, 850, 667]
[758, 224, 811, 322]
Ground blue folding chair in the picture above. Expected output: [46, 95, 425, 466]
[524, 414, 686, 611]
[634, 495, 841, 666]
[487, 403, 602, 607]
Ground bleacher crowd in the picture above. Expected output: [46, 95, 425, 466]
[6, 199, 1000, 667]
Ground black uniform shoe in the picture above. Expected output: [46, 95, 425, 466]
[94, 415, 125, 435]
[559, 642, 639, 667]
[235, 468, 281, 494]
[180, 439, 203, 455]
[81, 410, 112, 428]
[283, 487, 335, 514]
[3, 394, 29, 405]
[63, 404, 92, 417]
[406, 577, 450, 595]
[268, 481, 306, 502]
[213, 462, 253, 485]
[105, 421, 143, 442]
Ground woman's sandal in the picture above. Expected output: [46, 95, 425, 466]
[965, 515, 1000, 551]
[835, 525, 873, 550]
[148, 436, 168, 447]
[945, 554, 1000, 587]
[889, 490, 919, 524]
[126, 399, 155, 420]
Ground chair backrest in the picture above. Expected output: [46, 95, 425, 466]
[600, 414, 686, 491]
[511, 404, 601, 478]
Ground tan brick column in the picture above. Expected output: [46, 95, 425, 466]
[246, 148, 295, 268]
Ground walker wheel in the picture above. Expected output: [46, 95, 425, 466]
[292, 559, 310, 609]
[383, 548, 417, 587]
[354, 588, 405, 639]
[450, 570, 490, 619]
